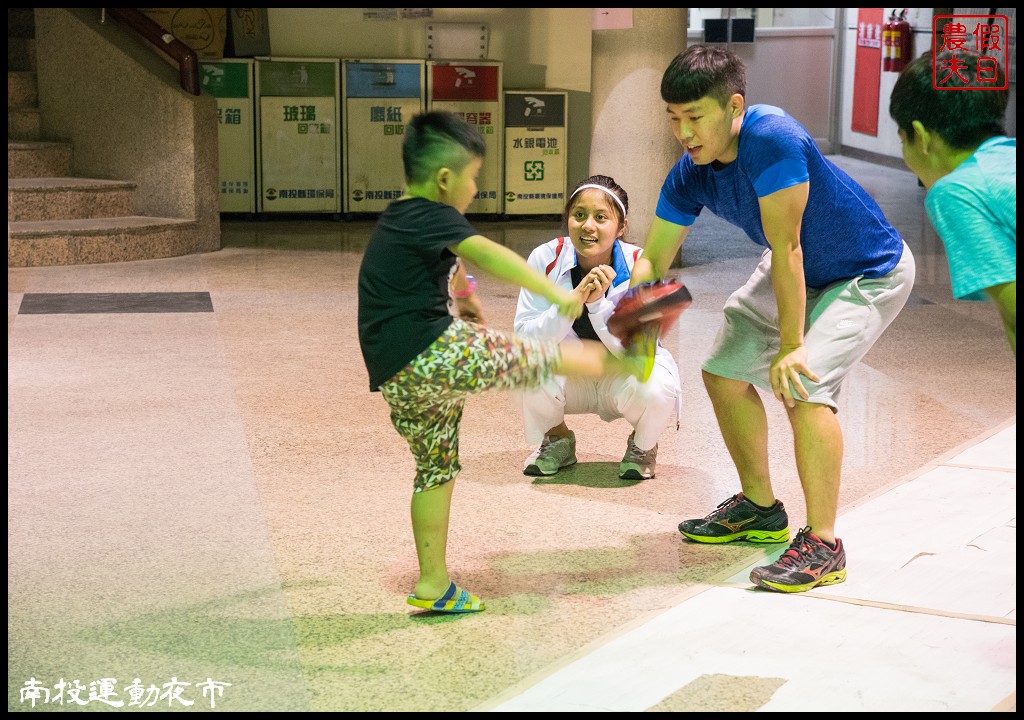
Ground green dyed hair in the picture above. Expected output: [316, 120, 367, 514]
[402, 111, 486, 185]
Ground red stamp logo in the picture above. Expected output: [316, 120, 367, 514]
[932, 14, 1010, 90]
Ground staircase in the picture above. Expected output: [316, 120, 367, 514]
[8, 8, 199, 268]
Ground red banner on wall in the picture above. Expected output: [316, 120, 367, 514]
[851, 8, 883, 136]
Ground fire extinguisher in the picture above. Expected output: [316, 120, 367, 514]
[890, 9, 912, 72]
[882, 9, 897, 72]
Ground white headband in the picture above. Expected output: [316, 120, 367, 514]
[570, 183, 627, 218]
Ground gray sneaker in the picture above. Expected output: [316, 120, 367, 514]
[619, 431, 657, 480]
[523, 431, 577, 476]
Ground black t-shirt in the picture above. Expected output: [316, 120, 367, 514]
[570, 263, 601, 341]
[357, 197, 478, 391]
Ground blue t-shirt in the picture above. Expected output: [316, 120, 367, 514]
[656, 104, 904, 289]
[925, 136, 1016, 300]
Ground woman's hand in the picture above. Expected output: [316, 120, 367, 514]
[574, 264, 615, 304]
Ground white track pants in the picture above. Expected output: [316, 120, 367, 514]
[521, 353, 680, 451]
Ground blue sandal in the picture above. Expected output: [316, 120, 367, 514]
[407, 581, 485, 613]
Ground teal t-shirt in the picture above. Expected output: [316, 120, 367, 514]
[925, 136, 1017, 300]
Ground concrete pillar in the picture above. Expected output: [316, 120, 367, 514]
[589, 9, 687, 245]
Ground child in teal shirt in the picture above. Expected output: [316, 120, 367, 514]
[890, 49, 1016, 354]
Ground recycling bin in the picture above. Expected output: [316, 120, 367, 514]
[201, 58, 256, 213]
[255, 58, 341, 213]
[503, 90, 568, 215]
[427, 60, 503, 214]
[342, 59, 425, 214]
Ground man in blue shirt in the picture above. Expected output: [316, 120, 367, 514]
[632, 45, 916, 592]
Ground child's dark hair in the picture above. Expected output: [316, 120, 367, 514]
[661, 44, 746, 107]
[402, 111, 487, 185]
[889, 49, 1009, 150]
[563, 174, 629, 231]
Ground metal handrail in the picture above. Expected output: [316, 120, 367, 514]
[100, 8, 200, 95]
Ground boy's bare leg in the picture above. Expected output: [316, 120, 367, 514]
[556, 339, 645, 379]
[702, 370, 774, 508]
[787, 402, 843, 543]
[409, 480, 455, 600]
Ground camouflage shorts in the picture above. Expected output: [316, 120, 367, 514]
[380, 319, 561, 492]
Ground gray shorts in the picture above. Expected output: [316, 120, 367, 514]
[702, 243, 915, 410]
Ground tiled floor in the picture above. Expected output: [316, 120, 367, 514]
[7, 156, 1016, 711]
[484, 422, 1016, 712]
